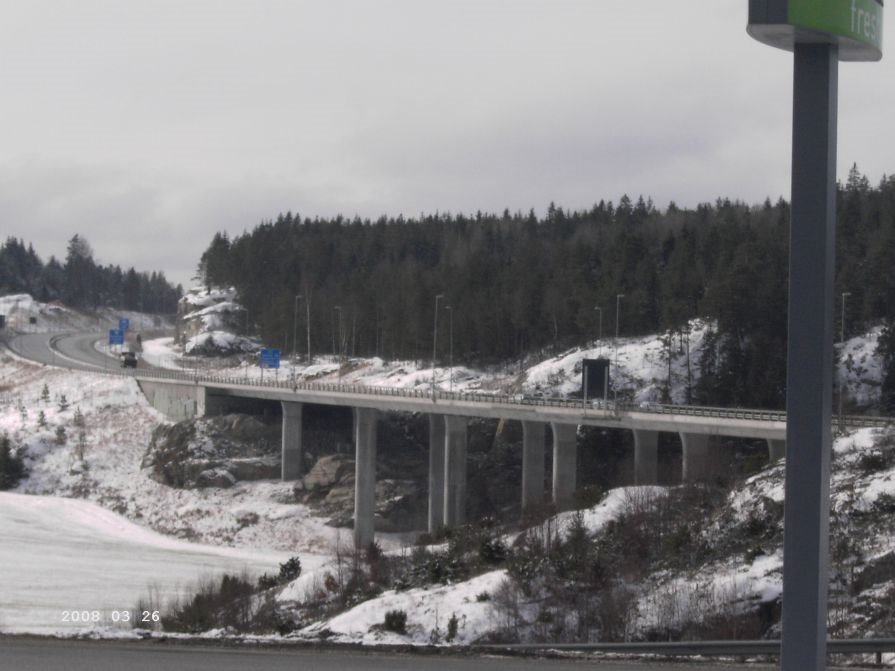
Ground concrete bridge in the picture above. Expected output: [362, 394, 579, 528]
[134, 366, 889, 548]
[5, 330, 888, 548]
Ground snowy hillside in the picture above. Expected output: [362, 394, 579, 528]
[2, 292, 893, 648]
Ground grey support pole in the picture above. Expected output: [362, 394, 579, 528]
[521, 421, 546, 515]
[443, 415, 468, 527]
[280, 401, 304, 480]
[550, 422, 577, 511]
[632, 429, 659, 485]
[781, 42, 838, 671]
[767, 438, 786, 463]
[353, 407, 378, 549]
[428, 414, 446, 534]
[680, 433, 710, 483]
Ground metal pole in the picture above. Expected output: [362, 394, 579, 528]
[300, 294, 301, 356]
[614, 294, 624, 405]
[839, 291, 851, 432]
[306, 295, 312, 365]
[781, 42, 838, 671]
[595, 306, 602, 354]
[335, 306, 343, 385]
[446, 305, 453, 393]
[432, 294, 443, 400]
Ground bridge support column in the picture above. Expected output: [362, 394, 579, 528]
[680, 433, 710, 483]
[444, 416, 468, 528]
[353, 407, 378, 549]
[428, 414, 446, 534]
[768, 439, 786, 462]
[633, 429, 659, 485]
[522, 421, 546, 515]
[551, 422, 577, 512]
[281, 402, 304, 481]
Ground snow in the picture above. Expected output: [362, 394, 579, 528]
[0, 491, 292, 635]
[299, 570, 506, 645]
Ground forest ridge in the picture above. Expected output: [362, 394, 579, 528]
[198, 166, 895, 412]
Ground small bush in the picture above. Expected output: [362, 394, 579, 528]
[446, 612, 459, 642]
[476, 591, 491, 602]
[0, 434, 25, 490]
[278, 556, 302, 583]
[383, 609, 408, 634]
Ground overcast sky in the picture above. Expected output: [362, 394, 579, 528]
[1, 1, 892, 289]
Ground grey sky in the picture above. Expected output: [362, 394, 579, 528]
[1, 1, 892, 289]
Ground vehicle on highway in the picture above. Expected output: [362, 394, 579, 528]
[120, 351, 137, 368]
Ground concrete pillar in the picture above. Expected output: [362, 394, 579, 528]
[633, 429, 659, 485]
[443, 415, 468, 528]
[281, 401, 304, 481]
[550, 422, 578, 512]
[353, 407, 378, 549]
[768, 439, 786, 462]
[428, 414, 446, 534]
[521, 421, 546, 514]
[680, 432, 710, 483]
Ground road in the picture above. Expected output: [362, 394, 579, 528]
[0, 637, 778, 671]
[6, 331, 152, 372]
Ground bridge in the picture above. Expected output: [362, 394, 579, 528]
[6, 331, 891, 547]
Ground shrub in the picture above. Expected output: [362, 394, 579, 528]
[278, 556, 302, 583]
[0, 434, 25, 490]
[383, 609, 408, 634]
[446, 612, 459, 642]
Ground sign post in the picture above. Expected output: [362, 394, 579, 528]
[748, 2, 882, 669]
[259, 348, 281, 383]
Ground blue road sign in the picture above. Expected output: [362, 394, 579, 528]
[259, 348, 281, 369]
[109, 329, 124, 345]
[119, 318, 130, 332]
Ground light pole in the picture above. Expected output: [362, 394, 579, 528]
[431, 294, 444, 399]
[293, 294, 302, 359]
[445, 305, 454, 393]
[594, 306, 602, 353]
[614, 294, 625, 405]
[305, 294, 312, 365]
[334, 305, 343, 385]
[839, 291, 851, 432]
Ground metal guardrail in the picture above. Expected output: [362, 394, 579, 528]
[476, 638, 895, 662]
[32, 333, 895, 430]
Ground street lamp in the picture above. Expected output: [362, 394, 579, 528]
[432, 294, 444, 399]
[594, 306, 602, 353]
[305, 294, 312, 365]
[293, 294, 302, 358]
[614, 294, 625, 405]
[445, 305, 454, 393]
[839, 291, 851, 432]
[334, 305, 343, 385]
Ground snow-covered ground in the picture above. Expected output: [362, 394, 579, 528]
[0, 491, 293, 635]
[2, 292, 892, 645]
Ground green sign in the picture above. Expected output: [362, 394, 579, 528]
[748, 0, 883, 61]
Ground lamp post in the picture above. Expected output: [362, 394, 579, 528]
[614, 294, 625, 405]
[334, 305, 343, 385]
[445, 305, 454, 393]
[594, 306, 602, 353]
[305, 295, 312, 365]
[432, 294, 444, 400]
[839, 291, 851, 432]
[293, 295, 302, 359]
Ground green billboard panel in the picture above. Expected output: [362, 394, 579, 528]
[748, 0, 883, 61]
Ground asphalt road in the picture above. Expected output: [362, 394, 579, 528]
[5, 331, 151, 372]
[0, 637, 778, 671]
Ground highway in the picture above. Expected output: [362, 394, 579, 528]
[0, 637, 779, 671]
[4, 331, 891, 440]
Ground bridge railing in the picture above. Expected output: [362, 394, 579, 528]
[60, 354, 893, 429]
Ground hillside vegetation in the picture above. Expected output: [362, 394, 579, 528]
[198, 166, 895, 412]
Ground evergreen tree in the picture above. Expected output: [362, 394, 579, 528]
[0, 434, 25, 490]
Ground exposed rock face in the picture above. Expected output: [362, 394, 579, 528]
[143, 414, 280, 488]
[292, 454, 427, 531]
